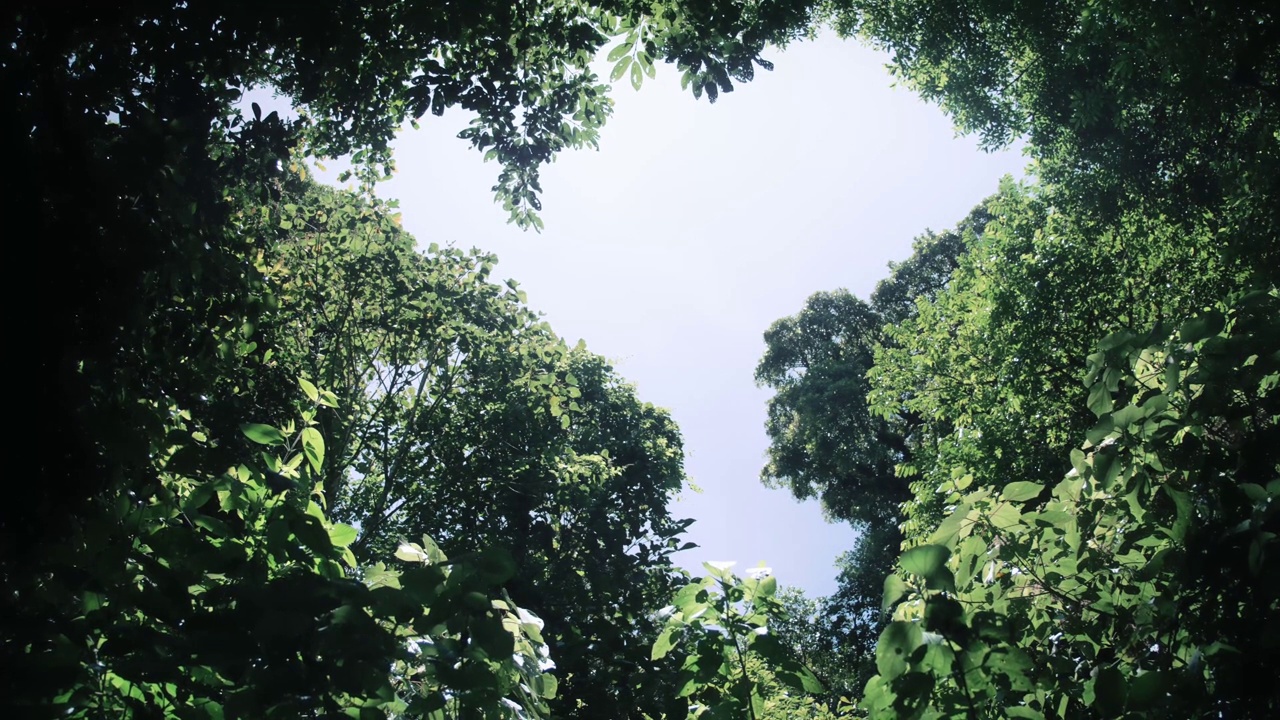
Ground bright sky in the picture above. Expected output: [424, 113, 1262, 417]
[319, 34, 1025, 597]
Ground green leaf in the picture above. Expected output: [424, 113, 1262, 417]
[1090, 667, 1127, 717]
[1099, 329, 1139, 351]
[671, 582, 703, 612]
[299, 376, 320, 403]
[1239, 483, 1268, 502]
[930, 503, 971, 546]
[328, 523, 358, 548]
[1179, 311, 1224, 343]
[652, 627, 677, 660]
[900, 545, 951, 582]
[290, 512, 330, 550]
[1070, 448, 1088, 476]
[182, 482, 216, 513]
[1111, 404, 1144, 429]
[1128, 670, 1167, 711]
[1001, 481, 1044, 502]
[419, 535, 448, 563]
[1162, 485, 1193, 541]
[473, 546, 516, 583]
[876, 621, 923, 679]
[989, 501, 1023, 530]
[1093, 449, 1124, 491]
[756, 575, 777, 598]
[610, 56, 632, 83]
[472, 614, 515, 657]
[1087, 382, 1113, 416]
[925, 566, 957, 593]
[923, 596, 965, 635]
[301, 427, 325, 473]
[540, 673, 558, 699]
[702, 561, 735, 579]
[606, 43, 630, 62]
[772, 662, 825, 695]
[395, 543, 429, 563]
[1086, 415, 1115, 445]
[240, 423, 285, 446]
[630, 59, 643, 91]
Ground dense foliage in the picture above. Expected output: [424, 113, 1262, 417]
[6, 0, 801, 715]
[745, 3, 1278, 719]
[747, 1, 1279, 717]
[7, 0, 1278, 718]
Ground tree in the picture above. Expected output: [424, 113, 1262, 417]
[245, 179, 695, 717]
[825, 1, 1280, 276]
[868, 202, 992, 329]
[650, 563, 827, 719]
[757, 289, 906, 526]
[8, 0, 806, 564]
[751, 197, 998, 713]
[5, 156, 701, 717]
[756, 194, 999, 526]
[745, 3, 1280, 717]
[4, 374, 560, 717]
[6, 3, 796, 714]
[870, 178, 1254, 538]
[867, 291, 1280, 719]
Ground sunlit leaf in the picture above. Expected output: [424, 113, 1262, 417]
[301, 427, 325, 473]
[241, 423, 285, 446]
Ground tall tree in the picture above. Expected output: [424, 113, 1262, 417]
[755, 195, 997, 527]
[754, 197, 998, 708]
[201, 177, 697, 718]
[870, 179, 1253, 536]
[867, 291, 1280, 720]
[757, 289, 905, 526]
[7, 0, 804, 562]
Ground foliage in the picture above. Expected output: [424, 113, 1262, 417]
[12, 1, 1280, 719]
[824, 0, 1280, 276]
[756, 194, 998, 526]
[765, 520, 905, 707]
[251, 179, 694, 718]
[867, 203, 992, 329]
[866, 290, 1280, 719]
[6, 387, 557, 718]
[6, 161, 695, 717]
[8, 0, 806, 575]
[870, 178, 1253, 538]
[756, 289, 905, 525]
[651, 563, 826, 719]
[751, 7, 1280, 716]
[754, 198, 998, 704]
[7, 52, 691, 715]
[819, 523, 902, 695]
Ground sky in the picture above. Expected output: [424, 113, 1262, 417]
[313, 34, 1026, 597]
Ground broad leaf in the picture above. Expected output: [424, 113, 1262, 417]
[240, 423, 285, 445]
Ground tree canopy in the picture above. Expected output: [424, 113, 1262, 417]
[749, 3, 1278, 717]
[7, 0, 1280, 718]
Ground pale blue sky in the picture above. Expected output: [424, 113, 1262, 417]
[314, 34, 1025, 597]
